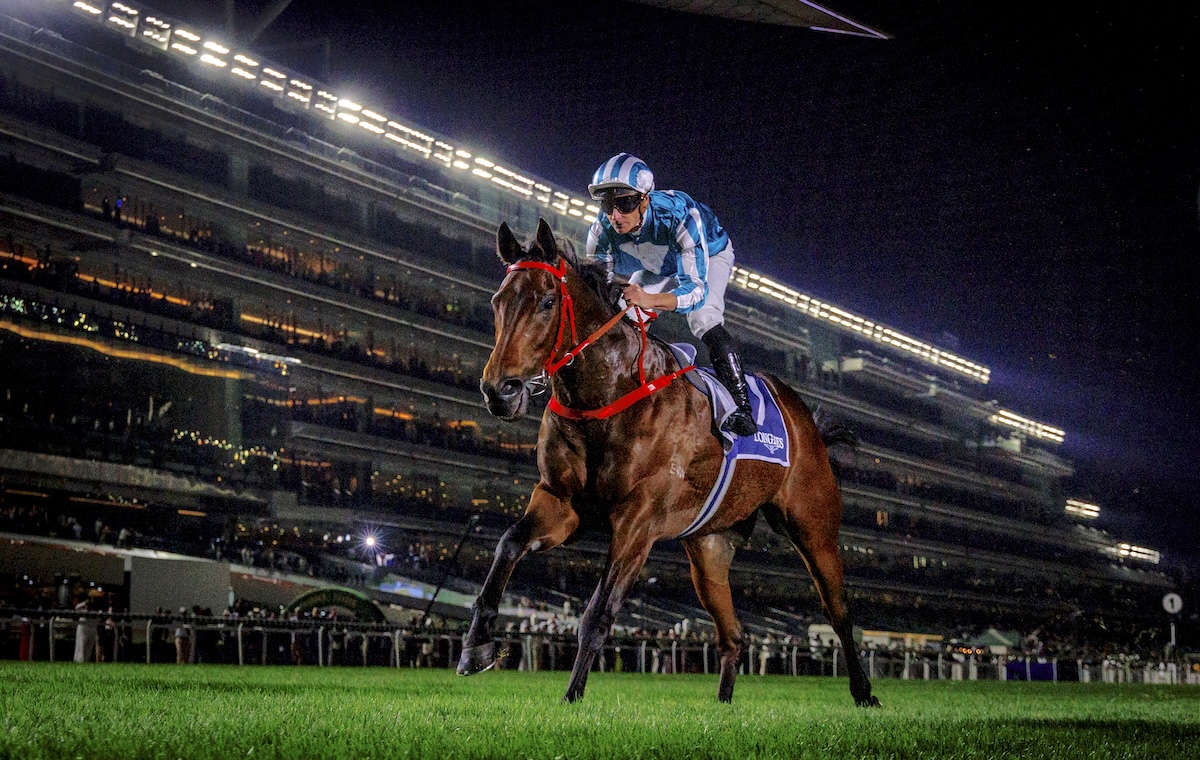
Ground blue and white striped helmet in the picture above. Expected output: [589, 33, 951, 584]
[588, 154, 655, 199]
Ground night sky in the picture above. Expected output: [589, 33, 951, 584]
[146, 1, 1199, 556]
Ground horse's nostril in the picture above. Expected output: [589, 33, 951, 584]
[498, 378, 525, 399]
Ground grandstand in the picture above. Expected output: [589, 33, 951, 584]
[0, 1, 1178, 653]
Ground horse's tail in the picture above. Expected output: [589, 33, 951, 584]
[812, 405, 859, 450]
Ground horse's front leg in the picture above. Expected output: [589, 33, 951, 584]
[563, 526, 654, 702]
[458, 485, 579, 676]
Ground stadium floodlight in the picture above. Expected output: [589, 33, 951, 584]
[170, 42, 196, 55]
[728, 264, 996, 386]
[108, 14, 137, 31]
[173, 28, 200, 41]
[988, 409, 1065, 443]
[385, 134, 433, 155]
[199, 54, 227, 67]
[1065, 499, 1101, 519]
[337, 98, 363, 111]
[233, 54, 259, 67]
[1115, 543, 1161, 564]
[202, 41, 230, 54]
[73, 2, 103, 15]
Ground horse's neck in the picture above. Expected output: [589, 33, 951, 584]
[552, 281, 673, 411]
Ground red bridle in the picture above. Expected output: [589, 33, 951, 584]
[504, 259, 694, 420]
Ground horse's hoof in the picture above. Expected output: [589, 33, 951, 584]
[456, 642, 496, 676]
[856, 695, 882, 708]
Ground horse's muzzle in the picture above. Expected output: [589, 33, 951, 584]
[480, 377, 529, 420]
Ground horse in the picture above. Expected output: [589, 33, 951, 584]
[460, 218, 880, 707]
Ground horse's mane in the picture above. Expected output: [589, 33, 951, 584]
[552, 235, 687, 371]
[502, 219, 623, 316]
[554, 236, 624, 316]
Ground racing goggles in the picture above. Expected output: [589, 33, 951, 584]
[599, 193, 644, 215]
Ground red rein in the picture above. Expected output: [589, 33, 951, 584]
[505, 259, 695, 420]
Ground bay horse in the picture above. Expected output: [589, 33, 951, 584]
[460, 218, 879, 707]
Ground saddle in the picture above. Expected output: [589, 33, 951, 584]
[664, 341, 790, 467]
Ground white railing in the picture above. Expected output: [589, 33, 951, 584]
[6, 611, 1194, 684]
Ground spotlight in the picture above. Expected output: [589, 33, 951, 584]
[357, 529, 385, 558]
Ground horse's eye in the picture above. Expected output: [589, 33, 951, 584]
[538, 295, 556, 313]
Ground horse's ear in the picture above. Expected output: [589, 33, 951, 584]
[496, 222, 522, 266]
[558, 236, 581, 272]
[534, 218, 558, 263]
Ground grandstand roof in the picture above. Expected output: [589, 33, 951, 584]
[629, 0, 888, 38]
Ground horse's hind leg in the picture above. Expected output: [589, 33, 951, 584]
[762, 502, 880, 707]
[458, 485, 579, 676]
[683, 532, 744, 703]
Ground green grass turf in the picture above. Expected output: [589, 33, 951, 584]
[1, 664, 1197, 759]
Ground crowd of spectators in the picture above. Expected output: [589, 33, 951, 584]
[3, 566, 1179, 676]
[0, 463, 1173, 662]
[1, 480, 1187, 671]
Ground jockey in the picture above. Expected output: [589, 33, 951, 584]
[585, 153, 757, 437]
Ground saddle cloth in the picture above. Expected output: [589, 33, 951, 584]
[666, 342, 791, 539]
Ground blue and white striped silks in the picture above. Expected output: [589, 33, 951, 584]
[586, 190, 731, 314]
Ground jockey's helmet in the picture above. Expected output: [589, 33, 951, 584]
[588, 154, 655, 199]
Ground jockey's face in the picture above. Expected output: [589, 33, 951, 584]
[607, 193, 648, 235]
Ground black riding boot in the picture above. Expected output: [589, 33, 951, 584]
[701, 325, 757, 437]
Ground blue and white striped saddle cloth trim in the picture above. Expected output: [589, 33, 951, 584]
[667, 343, 790, 539]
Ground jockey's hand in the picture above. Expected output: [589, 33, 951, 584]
[623, 284, 678, 311]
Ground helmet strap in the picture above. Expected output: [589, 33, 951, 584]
[628, 195, 648, 234]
